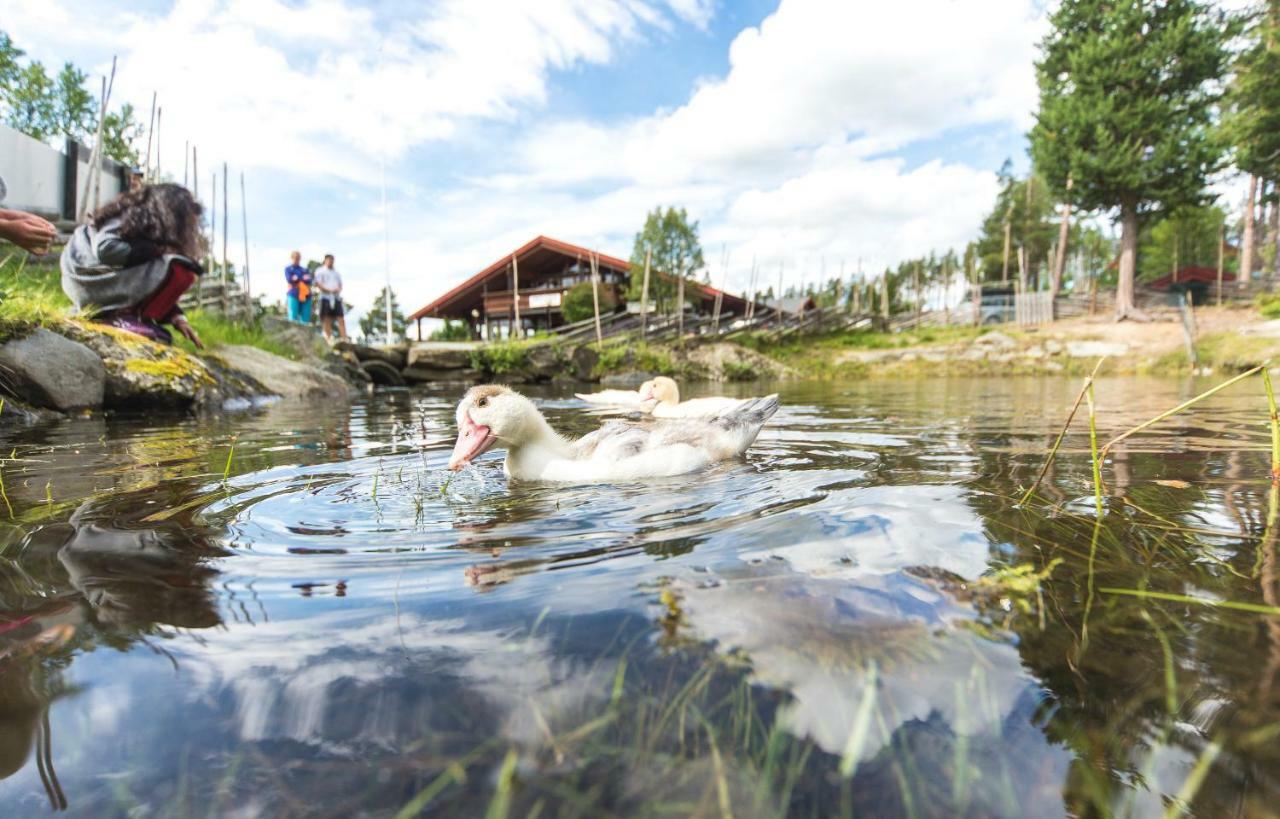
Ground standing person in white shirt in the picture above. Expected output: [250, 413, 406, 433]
[314, 253, 348, 343]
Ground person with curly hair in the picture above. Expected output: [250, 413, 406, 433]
[60, 183, 205, 347]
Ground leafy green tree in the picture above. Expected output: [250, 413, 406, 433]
[53, 61, 94, 140]
[359, 286, 407, 341]
[562, 280, 619, 324]
[0, 32, 22, 96]
[1138, 204, 1230, 281]
[101, 101, 142, 165]
[4, 59, 56, 140]
[1031, 0, 1230, 318]
[627, 206, 705, 313]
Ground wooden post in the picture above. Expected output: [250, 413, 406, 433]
[240, 171, 251, 316]
[880, 271, 889, 322]
[183, 140, 189, 187]
[676, 270, 685, 349]
[511, 253, 520, 338]
[590, 253, 603, 350]
[222, 162, 229, 313]
[155, 107, 162, 181]
[1001, 204, 1013, 283]
[1017, 245, 1027, 293]
[1216, 222, 1225, 306]
[913, 262, 921, 325]
[80, 58, 116, 221]
[209, 170, 217, 281]
[640, 247, 652, 338]
[143, 91, 157, 178]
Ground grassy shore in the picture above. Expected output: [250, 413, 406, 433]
[0, 251, 301, 360]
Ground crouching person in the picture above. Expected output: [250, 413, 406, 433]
[60, 183, 204, 348]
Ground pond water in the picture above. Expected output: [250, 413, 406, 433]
[1, 376, 1279, 817]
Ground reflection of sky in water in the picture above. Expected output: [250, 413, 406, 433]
[1, 378, 1276, 815]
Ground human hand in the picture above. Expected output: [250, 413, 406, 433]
[173, 316, 204, 350]
[0, 212, 56, 255]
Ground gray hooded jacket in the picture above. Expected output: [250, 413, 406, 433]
[60, 217, 179, 315]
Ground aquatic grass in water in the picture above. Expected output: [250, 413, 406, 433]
[1, 380, 1279, 816]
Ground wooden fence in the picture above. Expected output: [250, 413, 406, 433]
[179, 278, 254, 318]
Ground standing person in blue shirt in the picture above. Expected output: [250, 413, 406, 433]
[284, 250, 313, 323]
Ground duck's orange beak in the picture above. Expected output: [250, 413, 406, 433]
[449, 413, 496, 471]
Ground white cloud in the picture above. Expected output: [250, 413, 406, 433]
[8, 0, 1047, 329]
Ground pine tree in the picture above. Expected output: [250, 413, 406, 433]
[1031, 0, 1230, 319]
[1224, 3, 1280, 281]
[359, 286, 407, 341]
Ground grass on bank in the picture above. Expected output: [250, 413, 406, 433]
[0, 252, 72, 340]
[0, 250, 305, 360]
[738, 325, 988, 378]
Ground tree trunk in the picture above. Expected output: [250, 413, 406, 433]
[1001, 213, 1012, 284]
[1270, 183, 1280, 280]
[1116, 202, 1140, 320]
[676, 274, 685, 349]
[1051, 178, 1073, 298]
[1241, 174, 1258, 290]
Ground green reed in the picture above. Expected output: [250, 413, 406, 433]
[1263, 367, 1280, 480]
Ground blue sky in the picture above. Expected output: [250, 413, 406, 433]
[5, 0, 1044, 331]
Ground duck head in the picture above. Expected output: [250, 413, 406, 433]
[639, 376, 680, 407]
[449, 385, 541, 470]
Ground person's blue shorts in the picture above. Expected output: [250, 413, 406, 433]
[287, 294, 312, 323]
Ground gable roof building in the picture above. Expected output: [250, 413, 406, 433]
[408, 235, 759, 339]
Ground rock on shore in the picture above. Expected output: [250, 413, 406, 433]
[0, 320, 363, 418]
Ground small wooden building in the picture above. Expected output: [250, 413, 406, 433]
[408, 235, 758, 339]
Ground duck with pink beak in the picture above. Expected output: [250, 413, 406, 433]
[447, 384, 780, 482]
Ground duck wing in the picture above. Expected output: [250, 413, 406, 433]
[651, 395, 754, 418]
[549, 395, 780, 481]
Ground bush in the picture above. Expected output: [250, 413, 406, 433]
[470, 340, 528, 375]
[429, 319, 472, 341]
[1257, 292, 1280, 319]
[562, 282, 618, 324]
[591, 343, 682, 378]
[722, 360, 758, 381]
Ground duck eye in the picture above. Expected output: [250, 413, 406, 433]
[477, 397, 488, 408]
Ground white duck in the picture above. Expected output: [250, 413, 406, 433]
[638, 376, 758, 419]
[573, 384, 652, 408]
[448, 385, 779, 481]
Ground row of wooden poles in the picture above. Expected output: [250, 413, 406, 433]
[73, 58, 253, 316]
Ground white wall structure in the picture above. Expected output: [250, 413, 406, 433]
[0, 123, 128, 221]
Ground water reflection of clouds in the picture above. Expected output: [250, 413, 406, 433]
[745, 485, 993, 581]
[177, 609, 611, 751]
[665, 483, 1070, 812]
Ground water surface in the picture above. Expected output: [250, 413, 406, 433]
[1, 377, 1279, 817]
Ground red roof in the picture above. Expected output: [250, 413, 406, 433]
[408, 235, 631, 321]
[1146, 266, 1236, 291]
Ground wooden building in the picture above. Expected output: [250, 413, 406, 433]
[408, 235, 758, 339]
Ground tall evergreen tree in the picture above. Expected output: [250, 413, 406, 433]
[1224, 2, 1280, 281]
[359, 286, 407, 341]
[1031, 0, 1230, 319]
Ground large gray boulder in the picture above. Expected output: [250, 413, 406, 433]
[214, 345, 351, 401]
[407, 343, 474, 370]
[0, 328, 105, 410]
[571, 345, 599, 381]
[64, 323, 263, 409]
